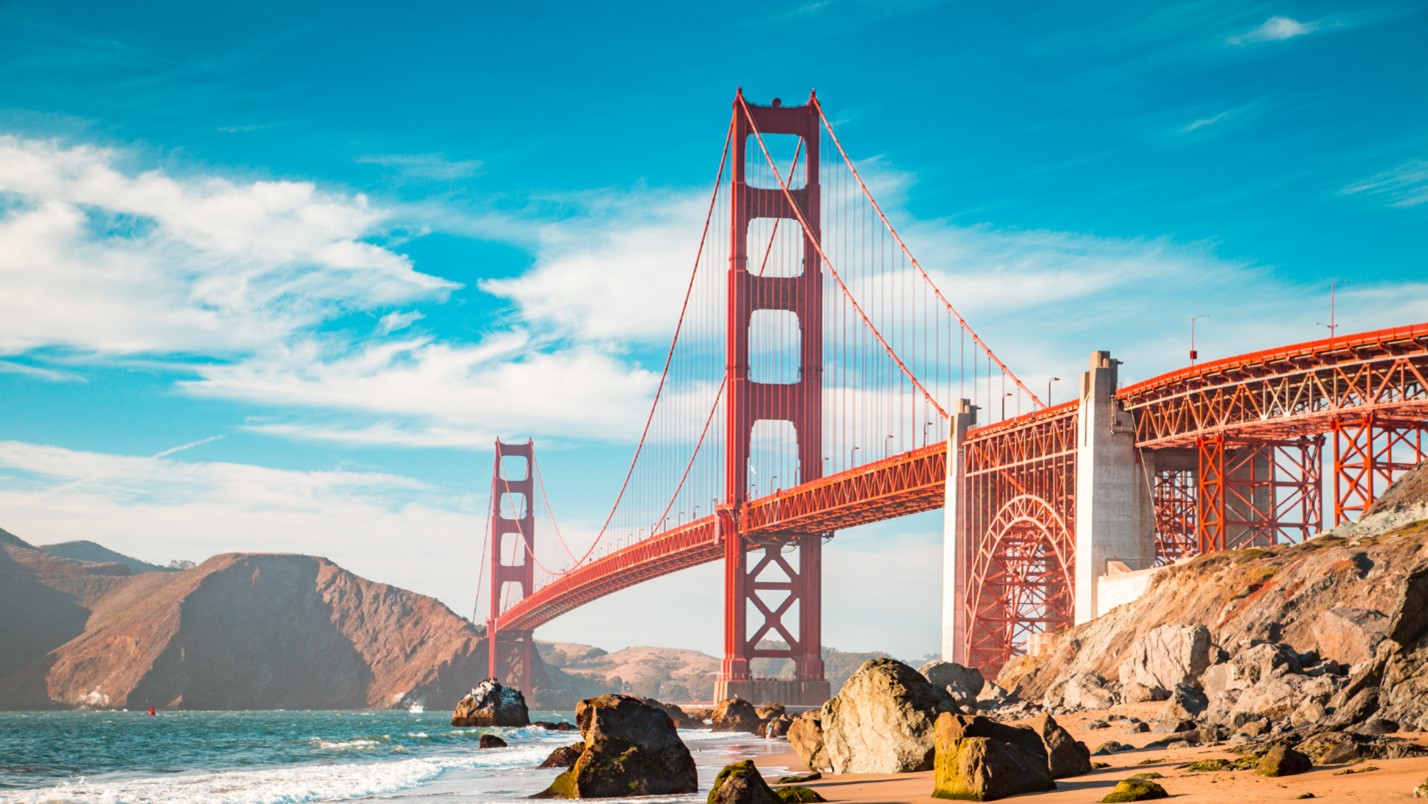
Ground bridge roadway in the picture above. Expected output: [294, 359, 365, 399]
[496, 322, 1428, 634]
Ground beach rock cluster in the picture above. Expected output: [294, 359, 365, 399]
[451, 678, 530, 727]
[706, 759, 826, 803]
[820, 657, 960, 773]
[535, 694, 697, 799]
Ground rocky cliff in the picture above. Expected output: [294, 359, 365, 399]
[998, 461, 1428, 733]
[0, 528, 507, 710]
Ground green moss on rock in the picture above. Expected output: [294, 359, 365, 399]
[1101, 779, 1169, 802]
[775, 786, 826, 803]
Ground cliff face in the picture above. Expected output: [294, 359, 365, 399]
[0, 530, 498, 710]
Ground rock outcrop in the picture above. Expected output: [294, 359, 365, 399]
[932, 713, 1055, 800]
[708, 760, 781, 804]
[451, 679, 529, 727]
[1034, 713, 1091, 778]
[0, 529, 500, 710]
[919, 660, 985, 708]
[821, 657, 959, 774]
[536, 694, 697, 799]
[712, 697, 761, 733]
[787, 710, 830, 772]
[999, 463, 1428, 738]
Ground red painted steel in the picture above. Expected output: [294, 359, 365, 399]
[959, 405, 1078, 675]
[721, 91, 827, 698]
[487, 439, 535, 693]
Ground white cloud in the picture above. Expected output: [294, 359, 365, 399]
[182, 335, 661, 446]
[1342, 160, 1428, 208]
[1229, 15, 1318, 45]
[377, 310, 425, 334]
[0, 135, 455, 358]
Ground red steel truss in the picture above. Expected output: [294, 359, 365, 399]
[1153, 467, 1197, 564]
[720, 93, 828, 703]
[1333, 413, 1426, 524]
[959, 404, 1077, 675]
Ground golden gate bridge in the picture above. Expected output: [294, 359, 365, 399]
[477, 90, 1428, 706]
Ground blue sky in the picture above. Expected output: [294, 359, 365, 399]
[0, 0, 1425, 660]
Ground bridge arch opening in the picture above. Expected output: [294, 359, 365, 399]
[966, 494, 1074, 676]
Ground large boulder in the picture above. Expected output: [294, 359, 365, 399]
[787, 711, 830, 772]
[1256, 744, 1312, 777]
[1033, 713, 1091, 779]
[1313, 607, 1389, 667]
[712, 697, 762, 733]
[932, 713, 1054, 801]
[450, 678, 530, 727]
[821, 658, 959, 773]
[535, 694, 697, 799]
[1049, 672, 1118, 712]
[919, 660, 985, 708]
[708, 760, 780, 804]
[1117, 625, 1213, 697]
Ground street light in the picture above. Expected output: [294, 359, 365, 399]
[1046, 377, 1061, 406]
[1001, 392, 1013, 420]
[1190, 314, 1210, 363]
[850, 445, 860, 466]
[923, 420, 934, 444]
[1319, 280, 1350, 337]
[885, 434, 894, 457]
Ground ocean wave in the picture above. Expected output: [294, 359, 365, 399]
[0, 743, 556, 804]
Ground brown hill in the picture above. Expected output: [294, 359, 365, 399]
[39, 539, 174, 574]
[0, 529, 500, 710]
[541, 642, 720, 702]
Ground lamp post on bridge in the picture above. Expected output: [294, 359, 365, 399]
[1001, 392, 1013, 420]
[1190, 314, 1209, 364]
[850, 445, 859, 467]
[924, 420, 934, 445]
[1046, 377, 1061, 406]
[885, 434, 893, 458]
[1318, 279, 1350, 337]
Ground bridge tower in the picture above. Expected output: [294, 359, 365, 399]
[487, 438, 535, 695]
[718, 91, 830, 707]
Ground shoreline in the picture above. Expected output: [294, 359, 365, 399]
[751, 706, 1428, 802]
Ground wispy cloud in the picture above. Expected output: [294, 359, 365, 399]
[1179, 110, 1230, 133]
[150, 435, 224, 459]
[0, 359, 86, 382]
[355, 153, 484, 182]
[1228, 15, 1320, 45]
[1342, 160, 1428, 208]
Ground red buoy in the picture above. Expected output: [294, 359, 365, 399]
[148, 705, 155, 716]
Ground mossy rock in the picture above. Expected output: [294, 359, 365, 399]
[775, 786, 826, 803]
[1181, 758, 1235, 772]
[1101, 779, 1169, 802]
[774, 772, 822, 785]
[707, 760, 780, 804]
[1126, 772, 1164, 781]
[1257, 745, 1312, 777]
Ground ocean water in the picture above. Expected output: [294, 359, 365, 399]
[0, 710, 791, 804]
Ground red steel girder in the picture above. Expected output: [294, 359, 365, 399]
[1121, 323, 1428, 449]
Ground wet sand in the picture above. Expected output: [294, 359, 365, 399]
[752, 705, 1428, 802]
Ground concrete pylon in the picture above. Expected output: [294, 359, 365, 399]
[1074, 352, 1154, 624]
[941, 398, 978, 662]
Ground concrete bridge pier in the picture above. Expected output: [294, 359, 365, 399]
[1074, 351, 1155, 624]
[941, 398, 977, 664]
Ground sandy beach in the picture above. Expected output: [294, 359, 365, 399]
[752, 705, 1428, 802]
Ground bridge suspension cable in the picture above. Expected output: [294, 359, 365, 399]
[811, 97, 1045, 409]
